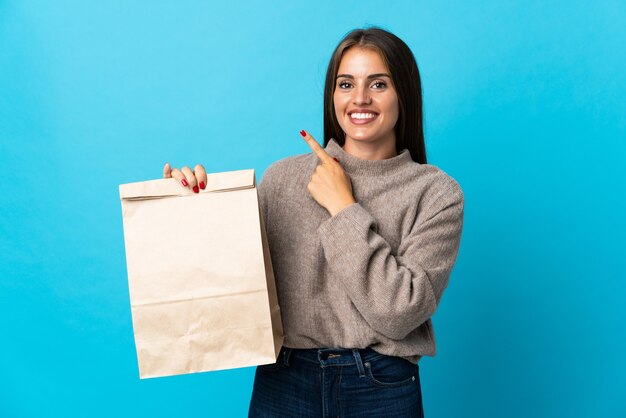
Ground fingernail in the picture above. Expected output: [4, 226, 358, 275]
[199, 182, 206, 190]
[193, 185, 199, 193]
[300, 130, 307, 137]
[181, 179, 188, 187]
[333, 157, 340, 163]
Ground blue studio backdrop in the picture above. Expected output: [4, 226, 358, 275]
[1, 1, 624, 417]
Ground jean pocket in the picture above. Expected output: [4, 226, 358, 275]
[363, 355, 418, 388]
[258, 360, 284, 374]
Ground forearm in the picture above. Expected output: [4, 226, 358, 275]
[318, 199, 464, 340]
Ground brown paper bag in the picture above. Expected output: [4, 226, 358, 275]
[119, 169, 283, 379]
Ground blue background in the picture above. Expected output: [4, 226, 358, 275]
[1, 1, 625, 417]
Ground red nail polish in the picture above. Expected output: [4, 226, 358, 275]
[193, 185, 199, 193]
[300, 130, 307, 137]
[181, 179, 188, 187]
[333, 157, 340, 163]
[199, 182, 206, 190]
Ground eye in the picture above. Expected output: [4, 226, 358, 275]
[372, 81, 387, 89]
[338, 81, 352, 89]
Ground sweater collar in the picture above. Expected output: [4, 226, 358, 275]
[324, 138, 414, 176]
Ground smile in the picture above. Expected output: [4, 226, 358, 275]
[349, 112, 378, 124]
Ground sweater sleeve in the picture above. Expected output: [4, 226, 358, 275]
[257, 162, 281, 230]
[317, 184, 464, 340]
[257, 172, 270, 229]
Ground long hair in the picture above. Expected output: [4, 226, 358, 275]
[323, 27, 427, 164]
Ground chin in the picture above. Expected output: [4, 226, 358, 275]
[347, 132, 379, 142]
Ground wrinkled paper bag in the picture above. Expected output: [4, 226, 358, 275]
[119, 169, 283, 379]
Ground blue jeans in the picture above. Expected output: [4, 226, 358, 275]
[248, 346, 424, 417]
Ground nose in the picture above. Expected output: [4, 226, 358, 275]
[353, 84, 371, 105]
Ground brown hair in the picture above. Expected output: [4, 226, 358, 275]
[323, 27, 427, 164]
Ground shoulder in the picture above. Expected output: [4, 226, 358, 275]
[413, 163, 464, 208]
[261, 153, 317, 182]
[259, 151, 316, 186]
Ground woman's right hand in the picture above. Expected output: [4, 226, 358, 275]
[163, 162, 207, 193]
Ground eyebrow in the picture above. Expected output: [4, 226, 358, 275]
[336, 73, 391, 80]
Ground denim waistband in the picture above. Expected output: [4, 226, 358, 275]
[278, 346, 386, 370]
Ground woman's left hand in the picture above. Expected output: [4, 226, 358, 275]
[300, 130, 356, 217]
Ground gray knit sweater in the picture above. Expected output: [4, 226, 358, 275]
[258, 138, 464, 363]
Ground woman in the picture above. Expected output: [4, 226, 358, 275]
[164, 27, 464, 417]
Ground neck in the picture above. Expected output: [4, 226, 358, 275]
[325, 138, 413, 176]
[342, 136, 397, 160]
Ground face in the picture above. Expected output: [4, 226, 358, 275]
[333, 47, 399, 149]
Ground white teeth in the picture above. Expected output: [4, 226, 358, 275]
[350, 113, 376, 119]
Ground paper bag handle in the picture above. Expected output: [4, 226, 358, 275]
[119, 169, 256, 201]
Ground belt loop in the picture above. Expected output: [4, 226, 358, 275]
[283, 347, 292, 367]
[352, 349, 366, 377]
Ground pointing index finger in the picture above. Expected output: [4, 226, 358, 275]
[300, 130, 333, 165]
